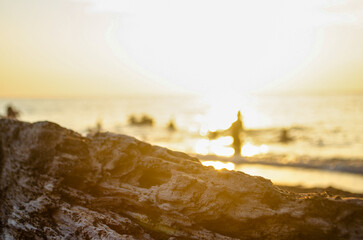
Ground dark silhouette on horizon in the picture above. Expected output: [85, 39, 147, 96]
[279, 128, 293, 143]
[128, 114, 154, 126]
[167, 118, 176, 131]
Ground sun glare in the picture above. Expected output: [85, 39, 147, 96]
[201, 161, 235, 171]
[1, 0, 362, 97]
[195, 137, 235, 157]
[110, 0, 348, 97]
[195, 136, 269, 157]
[201, 95, 275, 130]
[242, 143, 269, 157]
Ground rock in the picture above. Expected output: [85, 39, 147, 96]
[0, 119, 362, 239]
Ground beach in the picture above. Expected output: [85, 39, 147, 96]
[2, 1, 363, 238]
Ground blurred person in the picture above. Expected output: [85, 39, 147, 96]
[167, 118, 176, 131]
[6, 104, 20, 119]
[129, 114, 154, 126]
[279, 128, 293, 143]
[208, 111, 244, 156]
[228, 111, 244, 156]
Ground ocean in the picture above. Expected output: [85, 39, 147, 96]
[1, 94, 363, 192]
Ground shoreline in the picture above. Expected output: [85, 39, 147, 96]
[200, 159, 363, 194]
[196, 154, 363, 175]
[277, 185, 363, 198]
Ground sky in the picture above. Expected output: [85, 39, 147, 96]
[0, 0, 363, 98]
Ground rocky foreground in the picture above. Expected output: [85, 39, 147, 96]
[0, 119, 362, 240]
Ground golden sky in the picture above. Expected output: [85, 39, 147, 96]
[1, 0, 363, 98]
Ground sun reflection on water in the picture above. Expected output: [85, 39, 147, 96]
[241, 143, 269, 157]
[195, 137, 235, 157]
[201, 161, 235, 171]
[195, 137, 269, 157]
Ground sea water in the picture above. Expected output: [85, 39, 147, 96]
[1, 94, 363, 192]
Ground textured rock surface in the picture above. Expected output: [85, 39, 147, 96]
[0, 119, 363, 239]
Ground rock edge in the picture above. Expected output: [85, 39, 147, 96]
[0, 119, 362, 239]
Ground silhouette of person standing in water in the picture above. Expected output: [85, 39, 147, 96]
[228, 111, 244, 156]
[207, 110, 244, 156]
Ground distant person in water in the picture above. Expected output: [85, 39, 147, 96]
[86, 119, 103, 135]
[279, 128, 293, 143]
[95, 119, 102, 133]
[167, 119, 176, 131]
[6, 104, 20, 119]
[206, 111, 244, 156]
[141, 115, 154, 126]
[207, 111, 244, 155]
[128, 114, 154, 126]
[227, 111, 244, 156]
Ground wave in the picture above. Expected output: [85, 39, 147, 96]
[195, 153, 363, 175]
